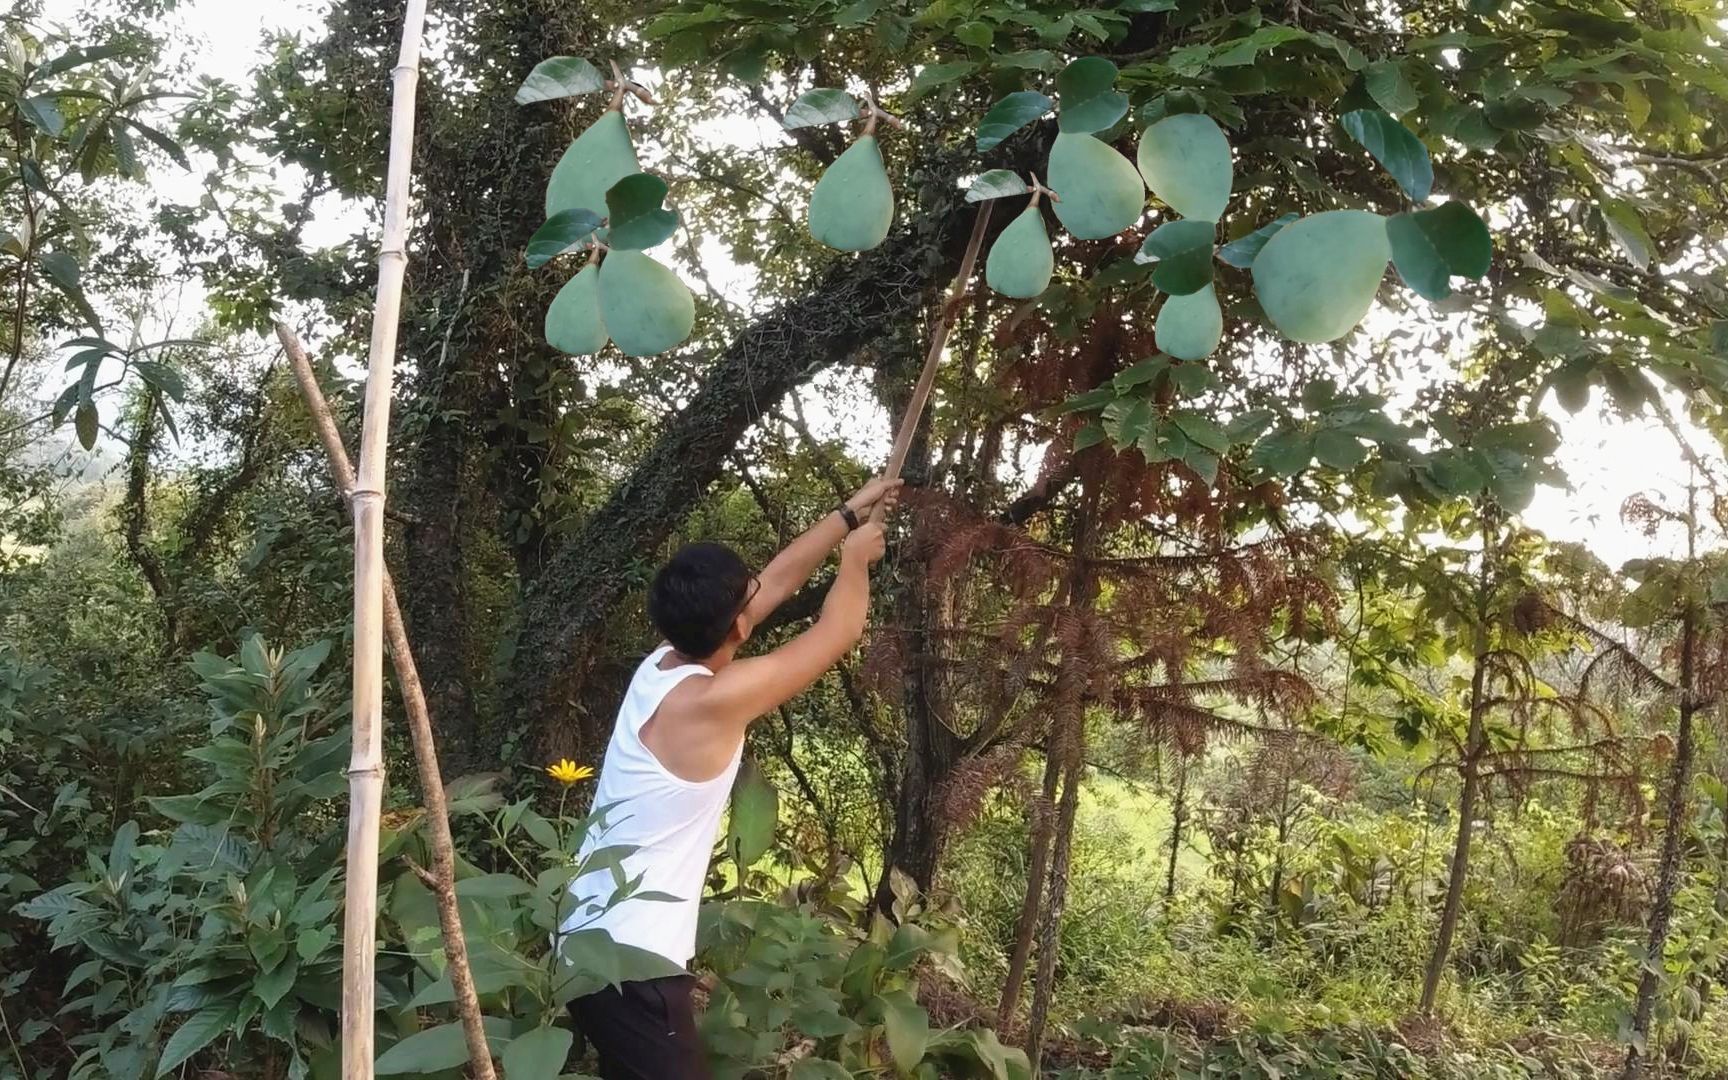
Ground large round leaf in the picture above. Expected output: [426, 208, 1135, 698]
[1253, 210, 1390, 343]
[1136, 114, 1233, 221]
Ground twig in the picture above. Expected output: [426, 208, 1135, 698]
[869, 202, 994, 524]
[278, 321, 498, 1080]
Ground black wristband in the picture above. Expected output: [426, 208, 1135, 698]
[837, 504, 861, 531]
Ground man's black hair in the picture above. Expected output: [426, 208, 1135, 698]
[647, 542, 754, 659]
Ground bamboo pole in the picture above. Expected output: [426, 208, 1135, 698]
[868, 200, 994, 524]
[277, 325, 498, 1080]
[343, 2, 428, 1077]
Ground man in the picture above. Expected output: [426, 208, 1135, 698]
[560, 477, 902, 1079]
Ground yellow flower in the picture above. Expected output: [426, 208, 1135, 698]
[545, 759, 595, 786]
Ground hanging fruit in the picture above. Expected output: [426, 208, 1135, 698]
[599, 250, 695, 357]
[787, 88, 905, 253]
[808, 133, 894, 251]
[544, 61, 654, 220]
[1156, 284, 1224, 361]
[1252, 210, 1391, 343]
[965, 170, 1057, 300]
[1047, 133, 1146, 240]
[545, 260, 607, 355]
[1045, 59, 1143, 241]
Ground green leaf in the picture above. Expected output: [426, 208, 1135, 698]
[604, 174, 678, 251]
[997, 49, 1060, 70]
[977, 91, 1053, 152]
[909, 61, 977, 98]
[155, 1005, 235, 1076]
[455, 873, 533, 899]
[728, 758, 777, 869]
[1137, 219, 1215, 295]
[125, 119, 189, 169]
[879, 989, 931, 1073]
[1386, 202, 1491, 301]
[376, 1018, 513, 1075]
[789, 1061, 851, 1080]
[1252, 428, 1312, 477]
[1600, 199, 1652, 270]
[965, 169, 1030, 203]
[132, 359, 186, 402]
[516, 57, 607, 104]
[955, 20, 994, 47]
[1217, 213, 1297, 269]
[1057, 57, 1128, 134]
[783, 88, 859, 129]
[74, 400, 97, 450]
[1313, 430, 1368, 469]
[526, 208, 603, 268]
[37, 251, 102, 332]
[1170, 410, 1230, 453]
[295, 926, 335, 962]
[19, 95, 64, 137]
[1113, 356, 1169, 389]
[1341, 110, 1432, 202]
[1183, 447, 1220, 484]
[1365, 60, 1419, 114]
[1074, 422, 1107, 450]
[501, 1025, 573, 1080]
[253, 954, 297, 1009]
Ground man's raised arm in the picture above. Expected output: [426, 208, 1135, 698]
[705, 521, 886, 728]
[743, 477, 901, 625]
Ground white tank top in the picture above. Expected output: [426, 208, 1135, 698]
[559, 645, 742, 967]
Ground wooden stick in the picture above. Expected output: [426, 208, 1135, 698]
[344, 2, 427, 1077]
[277, 324, 498, 1080]
[869, 201, 994, 524]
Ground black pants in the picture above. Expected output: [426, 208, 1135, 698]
[569, 974, 711, 1079]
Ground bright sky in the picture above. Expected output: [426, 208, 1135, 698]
[35, 0, 1717, 570]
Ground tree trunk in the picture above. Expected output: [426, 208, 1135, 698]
[1419, 654, 1488, 1015]
[1025, 734, 1084, 1071]
[998, 746, 1063, 1027]
[1165, 755, 1187, 901]
[1022, 483, 1100, 1067]
[1420, 515, 1500, 1016]
[1420, 633, 1496, 1015]
[1621, 606, 1699, 1080]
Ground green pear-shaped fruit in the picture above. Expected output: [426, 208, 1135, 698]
[808, 134, 894, 251]
[546, 109, 641, 219]
[1253, 210, 1390, 343]
[597, 250, 695, 357]
[1137, 113, 1233, 222]
[1156, 283, 1223, 361]
[985, 203, 1054, 299]
[545, 263, 608, 355]
[1048, 132, 1145, 240]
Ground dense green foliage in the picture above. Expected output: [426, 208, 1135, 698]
[3, 0, 1727, 1076]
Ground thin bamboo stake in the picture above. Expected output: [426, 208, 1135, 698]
[868, 201, 994, 524]
[344, 2, 428, 1077]
[278, 325, 498, 1080]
